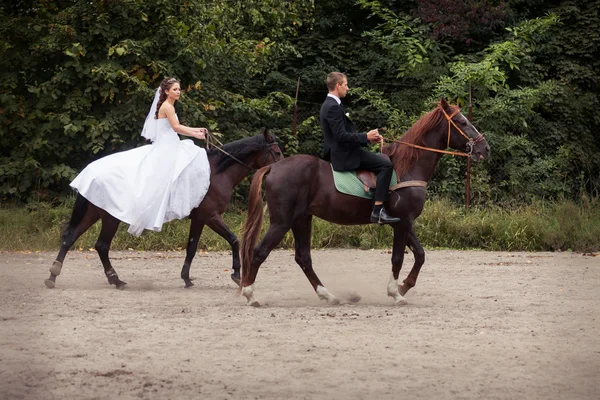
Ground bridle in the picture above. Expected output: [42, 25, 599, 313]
[205, 131, 280, 171]
[385, 105, 485, 158]
[441, 106, 486, 155]
[264, 141, 281, 165]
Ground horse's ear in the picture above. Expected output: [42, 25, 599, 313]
[439, 97, 449, 108]
[262, 127, 271, 141]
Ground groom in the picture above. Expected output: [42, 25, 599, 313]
[319, 72, 400, 224]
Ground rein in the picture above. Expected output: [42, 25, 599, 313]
[383, 105, 485, 157]
[385, 140, 470, 157]
[205, 131, 279, 171]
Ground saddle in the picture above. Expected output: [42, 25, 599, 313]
[356, 170, 378, 193]
[330, 166, 426, 200]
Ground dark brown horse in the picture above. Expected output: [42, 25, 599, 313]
[240, 99, 490, 306]
[45, 129, 283, 289]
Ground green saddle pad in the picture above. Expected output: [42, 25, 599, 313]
[331, 166, 398, 199]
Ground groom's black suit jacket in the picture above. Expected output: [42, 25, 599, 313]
[319, 96, 368, 171]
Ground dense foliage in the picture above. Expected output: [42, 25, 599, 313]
[281, 0, 600, 204]
[1, 0, 312, 201]
[1, 0, 599, 205]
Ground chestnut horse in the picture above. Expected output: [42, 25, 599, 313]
[240, 99, 490, 306]
[45, 129, 283, 289]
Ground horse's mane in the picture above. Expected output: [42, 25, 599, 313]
[208, 134, 273, 173]
[382, 103, 457, 178]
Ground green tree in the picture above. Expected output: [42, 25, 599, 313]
[2, 0, 598, 205]
[0, 0, 314, 202]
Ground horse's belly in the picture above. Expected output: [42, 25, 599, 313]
[309, 192, 372, 225]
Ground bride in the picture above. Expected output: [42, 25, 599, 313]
[70, 77, 211, 236]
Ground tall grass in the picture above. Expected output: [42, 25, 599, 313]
[1, 198, 598, 252]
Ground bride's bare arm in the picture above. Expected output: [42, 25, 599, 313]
[162, 103, 206, 140]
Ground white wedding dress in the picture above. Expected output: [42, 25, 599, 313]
[70, 115, 210, 236]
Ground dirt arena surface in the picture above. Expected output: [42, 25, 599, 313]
[0, 249, 598, 400]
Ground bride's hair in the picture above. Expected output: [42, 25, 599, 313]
[155, 77, 180, 119]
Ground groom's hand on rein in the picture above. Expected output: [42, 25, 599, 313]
[367, 129, 381, 143]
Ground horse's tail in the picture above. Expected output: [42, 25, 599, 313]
[62, 193, 89, 240]
[240, 165, 271, 289]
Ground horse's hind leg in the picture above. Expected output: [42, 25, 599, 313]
[242, 223, 291, 307]
[292, 215, 339, 305]
[45, 202, 100, 288]
[388, 224, 410, 305]
[181, 218, 204, 288]
[206, 215, 242, 285]
[399, 228, 425, 296]
[95, 215, 126, 289]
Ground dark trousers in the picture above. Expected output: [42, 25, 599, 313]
[356, 151, 393, 202]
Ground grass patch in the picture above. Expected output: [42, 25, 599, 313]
[1, 198, 598, 252]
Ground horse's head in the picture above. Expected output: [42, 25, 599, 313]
[252, 128, 283, 169]
[439, 98, 490, 162]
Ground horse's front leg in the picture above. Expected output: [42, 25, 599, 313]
[206, 215, 241, 285]
[181, 218, 204, 288]
[388, 223, 410, 305]
[399, 228, 425, 296]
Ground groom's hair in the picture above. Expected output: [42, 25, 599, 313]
[326, 72, 347, 91]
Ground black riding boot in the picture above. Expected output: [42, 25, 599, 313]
[370, 204, 401, 224]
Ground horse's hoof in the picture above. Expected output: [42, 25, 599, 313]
[115, 281, 127, 290]
[230, 274, 241, 286]
[44, 279, 55, 289]
[394, 298, 408, 306]
[185, 281, 194, 288]
[248, 299, 261, 307]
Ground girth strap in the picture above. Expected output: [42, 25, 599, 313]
[389, 180, 427, 191]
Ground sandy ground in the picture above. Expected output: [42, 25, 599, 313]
[0, 248, 598, 400]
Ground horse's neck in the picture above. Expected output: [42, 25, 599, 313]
[403, 129, 446, 182]
[412, 153, 443, 182]
[209, 156, 250, 189]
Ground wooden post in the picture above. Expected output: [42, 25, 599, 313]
[468, 81, 473, 121]
[466, 82, 472, 210]
[466, 157, 471, 209]
[292, 77, 300, 136]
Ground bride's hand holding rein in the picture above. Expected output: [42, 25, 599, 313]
[192, 128, 207, 140]
[159, 101, 206, 140]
